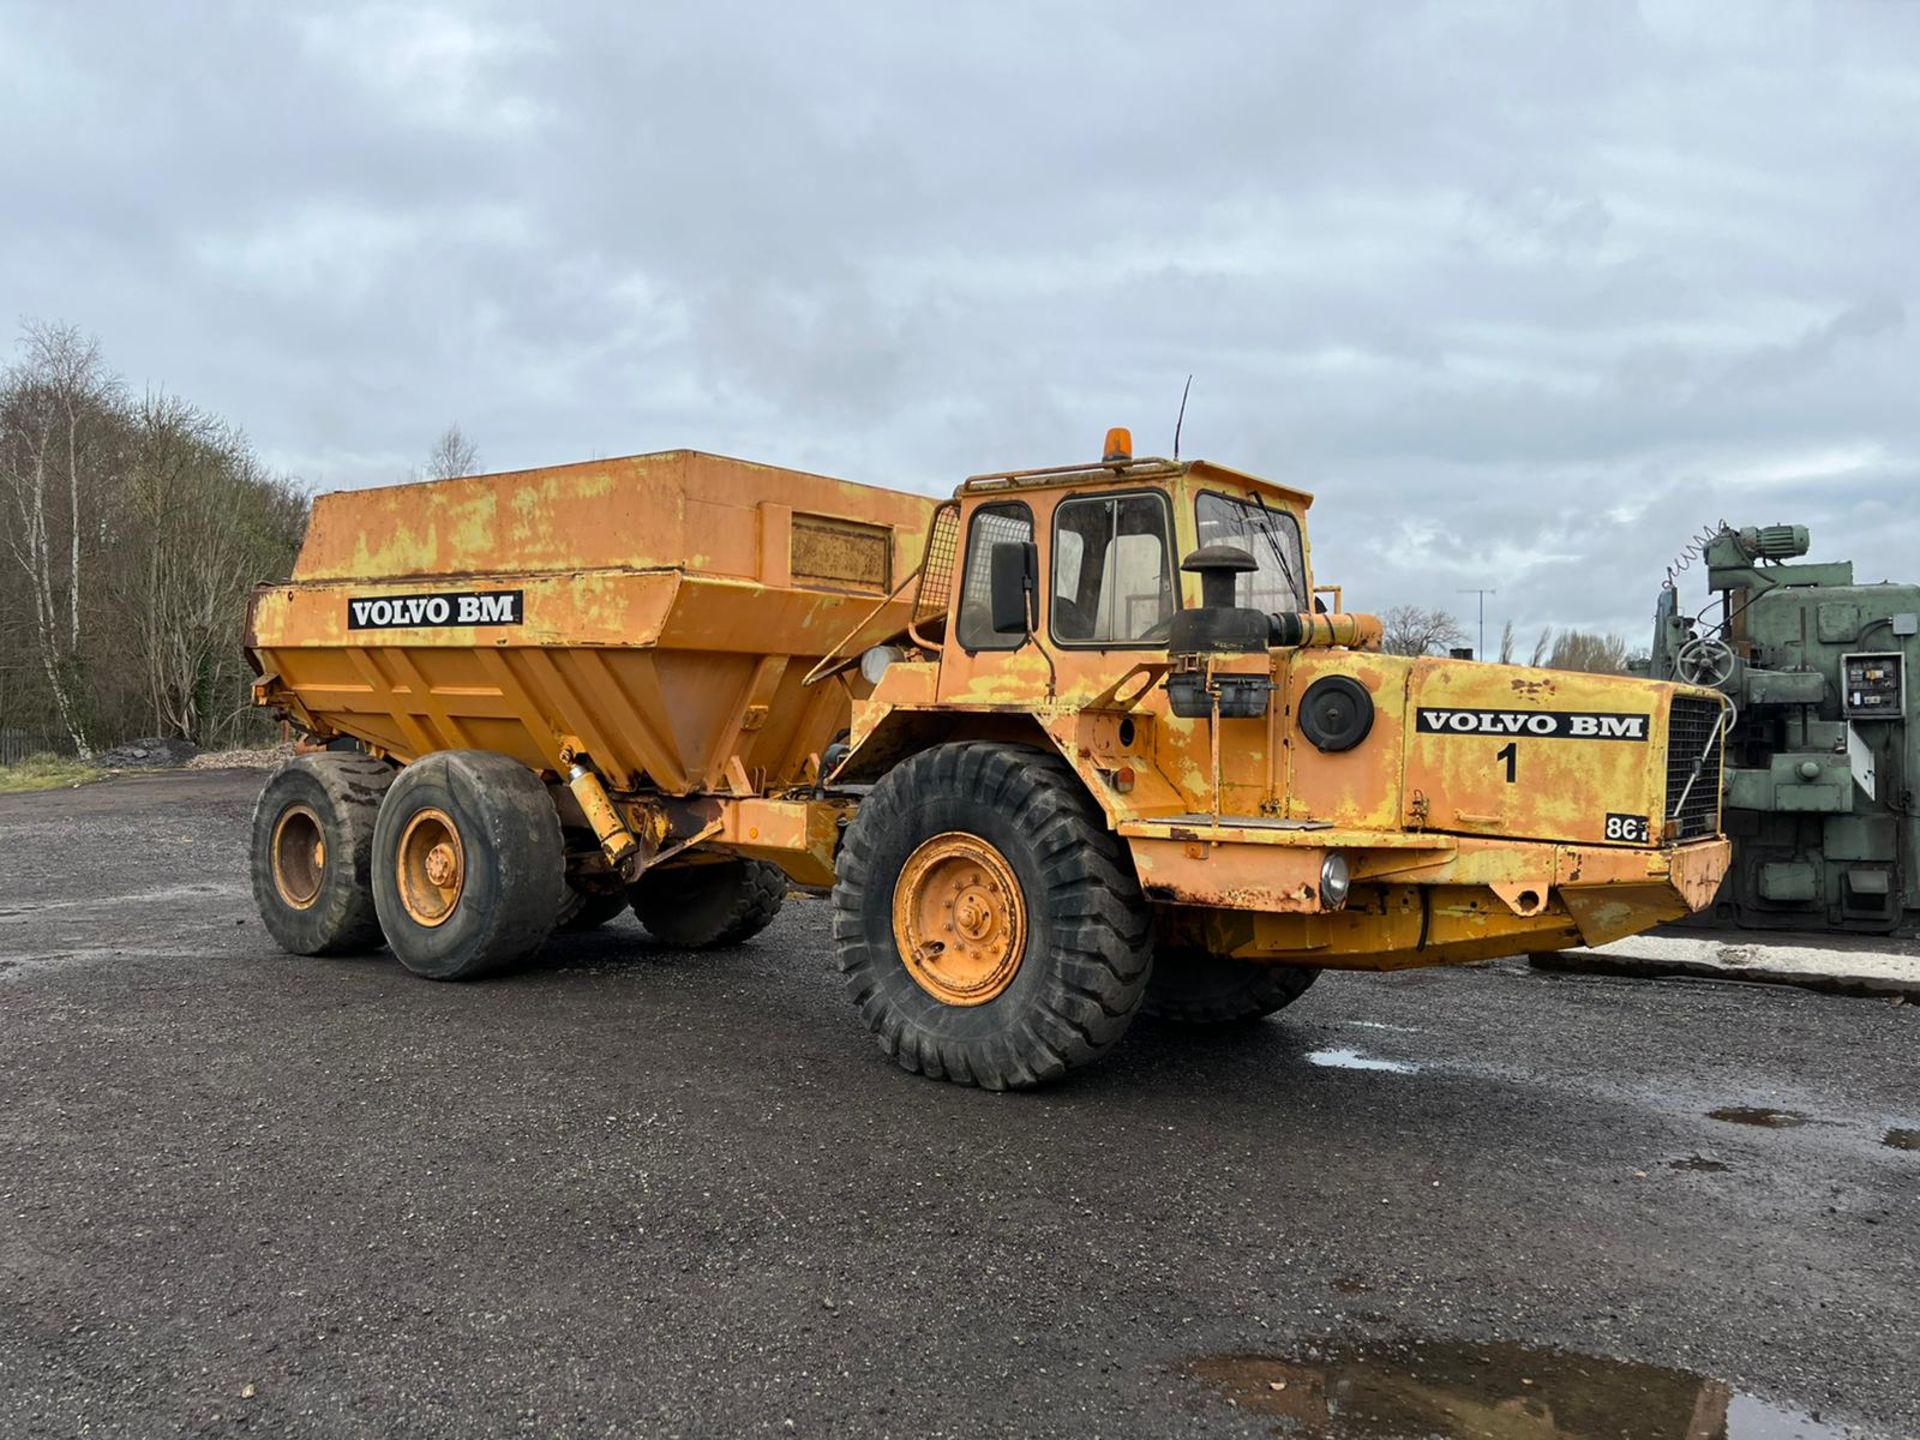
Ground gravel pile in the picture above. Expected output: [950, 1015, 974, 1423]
[186, 744, 294, 771]
[95, 737, 200, 769]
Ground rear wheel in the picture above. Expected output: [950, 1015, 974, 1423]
[371, 750, 564, 980]
[832, 742, 1154, 1090]
[557, 883, 631, 932]
[250, 754, 395, 955]
[630, 858, 785, 948]
[1144, 950, 1319, 1023]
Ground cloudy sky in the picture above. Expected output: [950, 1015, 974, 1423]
[5, 1, 1917, 649]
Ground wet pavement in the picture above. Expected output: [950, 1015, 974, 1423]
[1, 771, 1916, 1438]
[1191, 1337, 1846, 1438]
[1707, 1107, 1815, 1130]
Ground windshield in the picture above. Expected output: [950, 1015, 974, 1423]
[1194, 492, 1307, 614]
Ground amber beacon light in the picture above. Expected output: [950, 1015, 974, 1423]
[1102, 427, 1132, 463]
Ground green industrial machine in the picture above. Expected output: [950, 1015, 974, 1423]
[1647, 524, 1918, 935]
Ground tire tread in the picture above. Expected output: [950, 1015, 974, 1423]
[830, 741, 1153, 1090]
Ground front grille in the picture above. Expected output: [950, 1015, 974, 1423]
[1665, 694, 1725, 839]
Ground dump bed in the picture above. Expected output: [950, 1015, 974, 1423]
[248, 450, 938, 795]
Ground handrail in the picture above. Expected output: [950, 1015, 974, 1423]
[801, 565, 923, 688]
[905, 500, 960, 652]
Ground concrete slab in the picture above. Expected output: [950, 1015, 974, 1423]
[1531, 931, 1920, 1000]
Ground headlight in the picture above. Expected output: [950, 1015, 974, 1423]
[1320, 852, 1351, 909]
[859, 645, 903, 685]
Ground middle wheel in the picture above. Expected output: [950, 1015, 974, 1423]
[832, 742, 1155, 1089]
[371, 750, 565, 980]
[557, 882, 632, 932]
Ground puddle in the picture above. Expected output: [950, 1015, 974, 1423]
[1306, 1049, 1418, 1075]
[1884, 1128, 1920, 1152]
[1191, 1338, 1846, 1438]
[1670, 1155, 1732, 1173]
[1707, 1107, 1808, 1129]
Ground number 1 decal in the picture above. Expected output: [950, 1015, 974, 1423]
[1495, 741, 1518, 784]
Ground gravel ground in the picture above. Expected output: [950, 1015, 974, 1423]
[1, 771, 1915, 1438]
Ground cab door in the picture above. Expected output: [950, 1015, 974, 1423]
[938, 494, 1054, 704]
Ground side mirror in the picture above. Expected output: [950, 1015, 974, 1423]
[989, 541, 1038, 636]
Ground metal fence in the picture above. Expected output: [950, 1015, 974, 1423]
[0, 728, 78, 767]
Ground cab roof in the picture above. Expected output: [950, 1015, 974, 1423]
[958, 456, 1315, 511]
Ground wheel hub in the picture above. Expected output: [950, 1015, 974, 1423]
[892, 832, 1026, 1006]
[270, 805, 327, 911]
[424, 843, 458, 888]
[396, 808, 466, 928]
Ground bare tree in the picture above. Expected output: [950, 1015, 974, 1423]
[424, 424, 479, 481]
[118, 394, 308, 743]
[1544, 630, 1630, 674]
[1497, 618, 1516, 664]
[1528, 626, 1553, 668]
[1380, 604, 1468, 657]
[0, 322, 122, 755]
[0, 323, 306, 754]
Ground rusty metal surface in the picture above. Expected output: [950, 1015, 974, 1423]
[251, 439, 1730, 976]
[846, 458, 1731, 971]
[292, 450, 932, 587]
[251, 452, 938, 805]
[891, 831, 1028, 1006]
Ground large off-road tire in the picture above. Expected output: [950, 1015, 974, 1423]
[831, 742, 1154, 1090]
[630, 858, 785, 948]
[557, 883, 631, 932]
[1144, 950, 1320, 1024]
[250, 753, 396, 956]
[371, 750, 564, 980]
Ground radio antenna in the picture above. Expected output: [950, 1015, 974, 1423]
[1173, 374, 1193, 459]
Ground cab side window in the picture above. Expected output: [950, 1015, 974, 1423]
[1050, 494, 1175, 646]
[955, 501, 1034, 651]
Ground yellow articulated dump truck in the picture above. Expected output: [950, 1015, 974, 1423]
[245, 433, 1732, 1089]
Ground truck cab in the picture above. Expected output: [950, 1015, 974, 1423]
[842, 432, 1732, 976]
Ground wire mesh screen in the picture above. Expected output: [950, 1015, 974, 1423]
[1665, 695, 1725, 839]
[913, 501, 961, 620]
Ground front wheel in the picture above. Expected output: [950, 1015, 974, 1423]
[831, 742, 1154, 1090]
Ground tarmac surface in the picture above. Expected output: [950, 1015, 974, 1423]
[1, 770, 1915, 1438]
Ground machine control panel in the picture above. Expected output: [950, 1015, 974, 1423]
[1841, 652, 1905, 719]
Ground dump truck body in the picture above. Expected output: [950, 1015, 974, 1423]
[246, 439, 1731, 1088]
[251, 450, 937, 810]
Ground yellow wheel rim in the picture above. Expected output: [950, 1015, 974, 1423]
[396, 807, 466, 928]
[270, 805, 327, 911]
[892, 832, 1026, 1006]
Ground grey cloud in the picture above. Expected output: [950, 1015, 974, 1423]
[1719, 296, 1906, 390]
[3, 0, 1919, 645]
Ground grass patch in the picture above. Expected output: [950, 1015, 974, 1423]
[0, 753, 103, 793]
